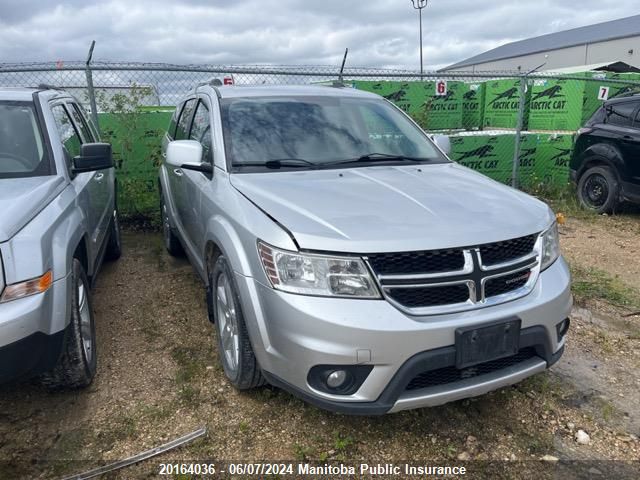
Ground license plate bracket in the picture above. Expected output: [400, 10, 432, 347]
[455, 318, 521, 369]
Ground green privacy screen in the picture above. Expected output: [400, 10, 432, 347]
[99, 107, 174, 221]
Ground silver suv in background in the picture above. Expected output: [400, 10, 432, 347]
[0, 88, 120, 389]
[159, 85, 571, 414]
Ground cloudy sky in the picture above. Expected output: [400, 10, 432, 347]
[0, 0, 638, 69]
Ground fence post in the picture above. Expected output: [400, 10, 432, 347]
[85, 40, 100, 136]
[511, 74, 528, 188]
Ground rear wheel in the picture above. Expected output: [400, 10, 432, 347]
[577, 166, 620, 214]
[40, 259, 97, 390]
[160, 190, 182, 256]
[210, 255, 265, 390]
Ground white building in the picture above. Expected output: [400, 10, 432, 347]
[441, 14, 640, 73]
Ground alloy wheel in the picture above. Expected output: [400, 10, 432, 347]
[77, 278, 94, 364]
[216, 272, 240, 374]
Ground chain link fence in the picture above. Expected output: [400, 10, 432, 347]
[2, 61, 639, 221]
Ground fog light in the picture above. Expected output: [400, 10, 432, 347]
[307, 364, 373, 395]
[326, 370, 348, 389]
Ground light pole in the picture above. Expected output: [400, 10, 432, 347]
[411, 0, 428, 75]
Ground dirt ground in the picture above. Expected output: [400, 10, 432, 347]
[1, 214, 639, 479]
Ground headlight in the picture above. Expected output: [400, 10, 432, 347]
[540, 223, 560, 271]
[257, 242, 380, 298]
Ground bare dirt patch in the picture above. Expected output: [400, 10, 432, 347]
[560, 215, 640, 292]
[0, 227, 638, 479]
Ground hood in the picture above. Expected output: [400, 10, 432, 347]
[230, 164, 554, 253]
[0, 176, 66, 242]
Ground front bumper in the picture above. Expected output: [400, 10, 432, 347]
[0, 273, 71, 382]
[236, 257, 572, 414]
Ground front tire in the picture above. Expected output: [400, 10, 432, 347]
[577, 165, 620, 214]
[40, 259, 97, 390]
[210, 255, 265, 390]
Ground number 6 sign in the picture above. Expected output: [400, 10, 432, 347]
[597, 86, 610, 101]
[435, 80, 448, 96]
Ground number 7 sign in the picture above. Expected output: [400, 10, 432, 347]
[597, 86, 610, 101]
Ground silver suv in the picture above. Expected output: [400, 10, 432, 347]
[0, 88, 120, 389]
[159, 84, 571, 414]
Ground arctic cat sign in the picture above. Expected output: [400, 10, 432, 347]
[449, 132, 573, 187]
[351, 80, 464, 130]
[483, 79, 530, 129]
[449, 133, 514, 184]
[527, 79, 577, 131]
[529, 74, 640, 131]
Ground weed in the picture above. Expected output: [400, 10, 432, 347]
[524, 183, 595, 220]
[333, 432, 355, 453]
[293, 443, 313, 461]
[172, 346, 206, 384]
[178, 384, 201, 407]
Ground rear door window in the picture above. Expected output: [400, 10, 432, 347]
[175, 98, 197, 140]
[189, 100, 212, 164]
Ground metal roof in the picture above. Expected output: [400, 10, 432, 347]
[444, 14, 640, 70]
[542, 61, 640, 74]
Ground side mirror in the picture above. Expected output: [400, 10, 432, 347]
[72, 143, 114, 173]
[432, 134, 451, 156]
[166, 140, 213, 175]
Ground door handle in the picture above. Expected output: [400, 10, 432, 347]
[623, 135, 633, 140]
[94, 173, 104, 181]
[173, 168, 184, 177]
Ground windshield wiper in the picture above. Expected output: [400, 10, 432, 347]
[320, 153, 432, 168]
[233, 158, 317, 169]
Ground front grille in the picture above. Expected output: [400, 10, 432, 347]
[479, 235, 536, 266]
[406, 347, 539, 391]
[387, 284, 469, 308]
[368, 234, 538, 311]
[366, 249, 465, 276]
[485, 270, 531, 298]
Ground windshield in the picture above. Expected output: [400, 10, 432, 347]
[0, 102, 51, 179]
[220, 95, 448, 170]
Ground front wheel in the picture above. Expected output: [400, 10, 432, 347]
[40, 259, 97, 390]
[210, 255, 265, 390]
[577, 166, 620, 214]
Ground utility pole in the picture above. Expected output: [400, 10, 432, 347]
[411, 0, 428, 75]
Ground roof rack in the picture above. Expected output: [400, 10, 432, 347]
[37, 83, 61, 90]
[195, 79, 223, 88]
